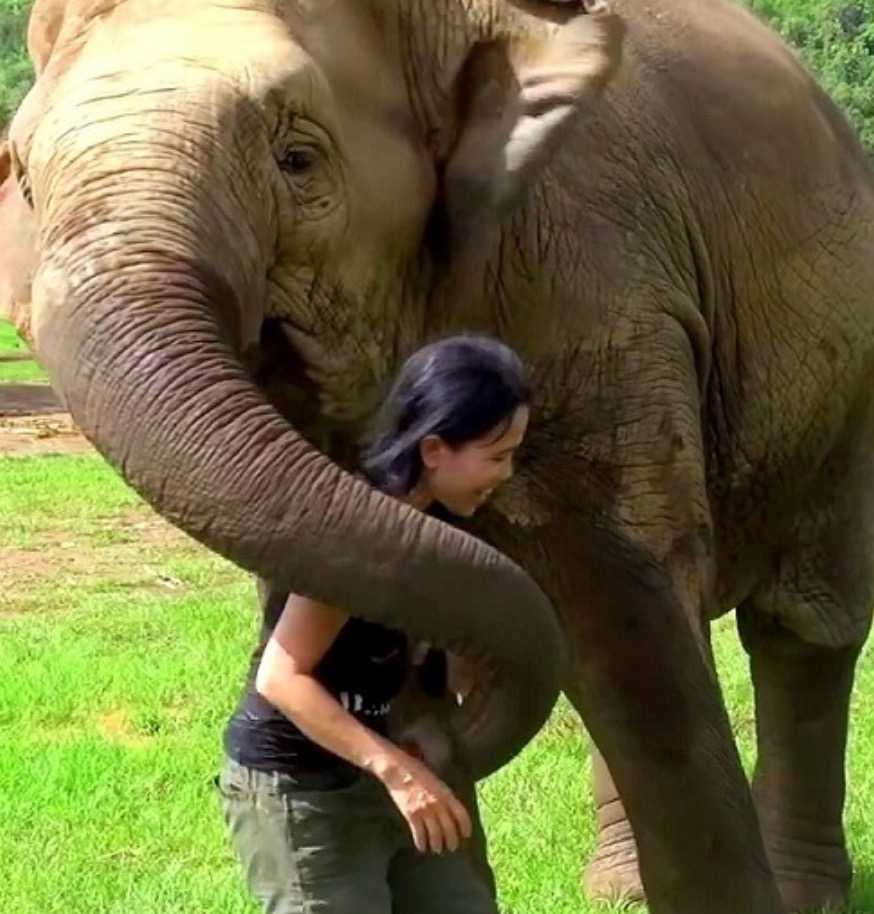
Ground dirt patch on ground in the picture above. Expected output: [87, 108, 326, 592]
[32, 703, 194, 747]
[96, 708, 153, 748]
[0, 353, 33, 363]
[0, 412, 94, 456]
[0, 382, 94, 457]
[0, 380, 95, 456]
[0, 504, 217, 615]
[0, 382, 64, 416]
[0, 387, 235, 611]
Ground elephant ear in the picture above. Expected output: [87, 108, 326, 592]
[438, 2, 624, 260]
[27, 0, 67, 75]
[0, 141, 37, 329]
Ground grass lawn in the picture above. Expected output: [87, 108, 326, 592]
[1, 453, 873, 913]
[0, 319, 48, 383]
[0, 320, 29, 352]
[0, 358, 49, 382]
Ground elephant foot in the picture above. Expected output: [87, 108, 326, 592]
[766, 834, 852, 913]
[583, 818, 644, 905]
[775, 876, 850, 913]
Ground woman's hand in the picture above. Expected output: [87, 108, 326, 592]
[377, 748, 473, 854]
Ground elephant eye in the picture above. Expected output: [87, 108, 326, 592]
[280, 147, 317, 175]
[18, 173, 34, 209]
[8, 141, 33, 209]
[275, 125, 339, 218]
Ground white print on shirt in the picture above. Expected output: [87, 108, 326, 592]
[369, 647, 401, 664]
[339, 691, 391, 718]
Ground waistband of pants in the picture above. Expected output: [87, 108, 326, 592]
[222, 754, 362, 792]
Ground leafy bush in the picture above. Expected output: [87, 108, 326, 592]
[0, 1, 872, 155]
[748, 0, 874, 155]
[0, 0, 32, 130]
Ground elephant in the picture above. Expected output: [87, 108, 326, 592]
[3, 0, 874, 912]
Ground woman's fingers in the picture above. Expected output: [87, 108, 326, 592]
[434, 803, 461, 853]
[408, 798, 466, 854]
[421, 808, 445, 854]
[387, 760, 473, 854]
[408, 813, 429, 854]
[448, 793, 473, 840]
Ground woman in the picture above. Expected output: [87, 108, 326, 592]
[219, 334, 531, 914]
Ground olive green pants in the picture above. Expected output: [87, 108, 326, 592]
[217, 757, 499, 914]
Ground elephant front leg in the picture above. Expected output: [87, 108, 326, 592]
[561, 534, 783, 914]
[584, 746, 644, 904]
[509, 311, 786, 912]
[584, 629, 720, 905]
[737, 609, 862, 912]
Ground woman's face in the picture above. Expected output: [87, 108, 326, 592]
[419, 406, 530, 517]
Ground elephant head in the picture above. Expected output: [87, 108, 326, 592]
[5, 0, 623, 778]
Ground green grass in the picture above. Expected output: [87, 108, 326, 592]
[0, 319, 48, 382]
[1, 453, 872, 913]
[0, 357, 48, 382]
[0, 319, 29, 351]
[0, 455, 142, 548]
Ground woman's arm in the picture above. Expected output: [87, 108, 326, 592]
[255, 596, 393, 777]
[255, 594, 472, 854]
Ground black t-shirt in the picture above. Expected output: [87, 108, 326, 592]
[225, 613, 412, 777]
[225, 498, 458, 778]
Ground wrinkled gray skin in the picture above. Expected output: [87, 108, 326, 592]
[5, 0, 874, 912]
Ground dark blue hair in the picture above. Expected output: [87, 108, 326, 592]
[361, 334, 531, 495]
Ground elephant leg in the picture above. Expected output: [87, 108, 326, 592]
[737, 609, 868, 912]
[583, 628, 719, 905]
[559, 536, 782, 914]
[583, 744, 643, 903]
[736, 412, 874, 913]
[487, 317, 782, 913]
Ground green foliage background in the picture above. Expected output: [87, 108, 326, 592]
[0, 0, 30, 135]
[748, 0, 874, 154]
[1, 0, 873, 153]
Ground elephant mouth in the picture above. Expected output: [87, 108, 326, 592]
[252, 317, 365, 470]
[259, 315, 310, 372]
[455, 661, 500, 742]
[252, 319, 318, 414]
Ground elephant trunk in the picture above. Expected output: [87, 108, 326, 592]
[27, 117, 563, 779]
